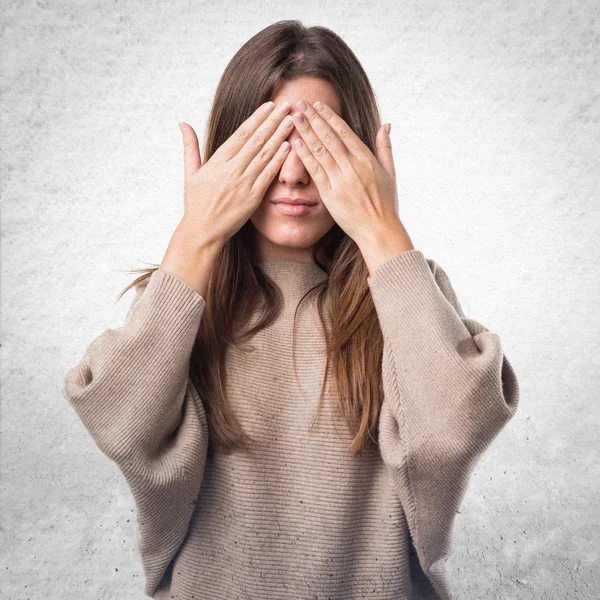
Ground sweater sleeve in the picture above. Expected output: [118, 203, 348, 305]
[368, 249, 519, 600]
[62, 268, 210, 597]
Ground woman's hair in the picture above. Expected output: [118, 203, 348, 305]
[118, 20, 386, 457]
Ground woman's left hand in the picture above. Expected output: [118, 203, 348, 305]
[291, 99, 403, 248]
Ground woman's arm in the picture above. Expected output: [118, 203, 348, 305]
[63, 268, 209, 596]
[367, 249, 519, 599]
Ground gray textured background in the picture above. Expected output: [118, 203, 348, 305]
[2, 1, 599, 598]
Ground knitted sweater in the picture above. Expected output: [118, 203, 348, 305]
[63, 249, 519, 599]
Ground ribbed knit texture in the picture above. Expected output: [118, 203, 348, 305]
[63, 249, 519, 599]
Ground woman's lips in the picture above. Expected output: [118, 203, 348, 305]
[271, 202, 316, 216]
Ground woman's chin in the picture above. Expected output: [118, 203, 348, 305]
[249, 211, 337, 254]
[259, 230, 319, 250]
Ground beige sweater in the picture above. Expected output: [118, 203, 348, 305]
[63, 249, 519, 599]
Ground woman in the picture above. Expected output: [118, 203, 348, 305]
[63, 20, 519, 600]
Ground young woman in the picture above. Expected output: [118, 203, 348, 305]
[63, 20, 519, 600]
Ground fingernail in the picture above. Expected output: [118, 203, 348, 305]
[385, 123, 391, 134]
[178, 122, 184, 134]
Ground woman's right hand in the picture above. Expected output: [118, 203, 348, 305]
[177, 100, 294, 247]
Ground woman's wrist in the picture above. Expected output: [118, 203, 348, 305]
[174, 218, 225, 254]
[159, 221, 223, 298]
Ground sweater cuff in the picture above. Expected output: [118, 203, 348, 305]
[365, 249, 470, 359]
[366, 249, 440, 311]
[135, 268, 206, 321]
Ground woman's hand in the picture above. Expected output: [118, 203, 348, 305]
[177, 100, 294, 247]
[290, 100, 414, 264]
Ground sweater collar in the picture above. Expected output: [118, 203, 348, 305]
[256, 260, 329, 297]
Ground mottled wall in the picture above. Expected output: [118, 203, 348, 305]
[2, 1, 598, 598]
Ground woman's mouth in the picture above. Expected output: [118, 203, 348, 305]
[271, 202, 316, 216]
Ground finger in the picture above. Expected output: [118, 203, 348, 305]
[311, 101, 367, 158]
[293, 137, 330, 190]
[251, 141, 291, 197]
[293, 101, 349, 171]
[375, 123, 396, 180]
[215, 101, 277, 161]
[245, 114, 294, 180]
[180, 122, 202, 177]
[235, 101, 292, 172]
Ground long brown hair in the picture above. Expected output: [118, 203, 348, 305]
[118, 20, 386, 457]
